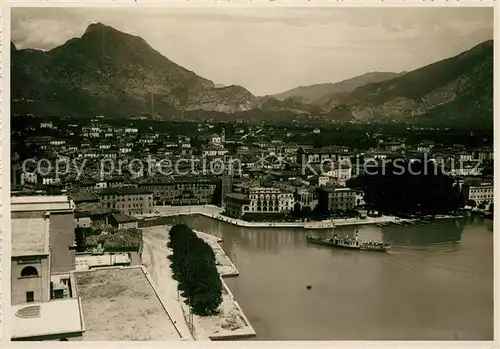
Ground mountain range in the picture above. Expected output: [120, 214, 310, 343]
[271, 72, 405, 104]
[11, 22, 493, 128]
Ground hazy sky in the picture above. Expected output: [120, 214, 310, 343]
[11, 7, 493, 96]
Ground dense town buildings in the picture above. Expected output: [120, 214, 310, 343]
[138, 176, 220, 206]
[296, 146, 351, 167]
[8, 113, 495, 342]
[11, 116, 494, 221]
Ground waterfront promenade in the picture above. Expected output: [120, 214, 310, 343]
[141, 224, 255, 341]
[144, 205, 406, 228]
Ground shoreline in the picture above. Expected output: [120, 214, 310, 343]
[141, 205, 463, 229]
[191, 230, 256, 340]
[193, 230, 239, 277]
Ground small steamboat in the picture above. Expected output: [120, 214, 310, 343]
[306, 236, 390, 252]
[306, 227, 390, 252]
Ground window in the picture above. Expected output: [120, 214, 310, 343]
[21, 266, 38, 277]
[26, 291, 34, 303]
[54, 289, 64, 299]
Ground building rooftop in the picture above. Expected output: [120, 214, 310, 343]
[467, 182, 493, 188]
[11, 217, 50, 256]
[248, 187, 281, 192]
[319, 186, 356, 193]
[298, 146, 349, 154]
[11, 298, 84, 340]
[111, 212, 139, 223]
[138, 176, 220, 185]
[11, 195, 74, 213]
[75, 202, 112, 215]
[97, 187, 153, 196]
[70, 191, 99, 204]
[225, 193, 250, 203]
[75, 253, 130, 271]
[73, 267, 182, 341]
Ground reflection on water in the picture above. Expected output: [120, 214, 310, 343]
[176, 215, 467, 251]
[151, 215, 494, 340]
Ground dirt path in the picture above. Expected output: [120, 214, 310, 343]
[141, 226, 194, 340]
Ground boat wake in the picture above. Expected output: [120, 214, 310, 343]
[366, 248, 489, 283]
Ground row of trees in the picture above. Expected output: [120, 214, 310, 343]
[167, 224, 222, 316]
[467, 200, 493, 211]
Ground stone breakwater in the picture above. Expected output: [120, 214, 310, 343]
[190, 230, 255, 340]
[141, 225, 255, 341]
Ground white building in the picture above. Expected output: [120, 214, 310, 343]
[50, 140, 66, 146]
[74, 253, 131, 271]
[75, 215, 91, 228]
[463, 183, 494, 206]
[41, 176, 61, 186]
[447, 163, 482, 177]
[247, 187, 294, 213]
[210, 134, 222, 147]
[119, 147, 132, 154]
[203, 148, 229, 157]
[22, 171, 38, 184]
[318, 176, 330, 187]
[458, 153, 474, 162]
[325, 166, 352, 186]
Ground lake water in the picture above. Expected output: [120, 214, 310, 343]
[172, 215, 494, 340]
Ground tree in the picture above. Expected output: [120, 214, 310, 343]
[292, 202, 302, 217]
[301, 206, 312, 216]
[347, 160, 460, 216]
[468, 200, 477, 208]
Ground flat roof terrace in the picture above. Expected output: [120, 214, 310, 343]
[11, 298, 83, 340]
[73, 266, 183, 341]
[11, 217, 50, 257]
[11, 195, 74, 213]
